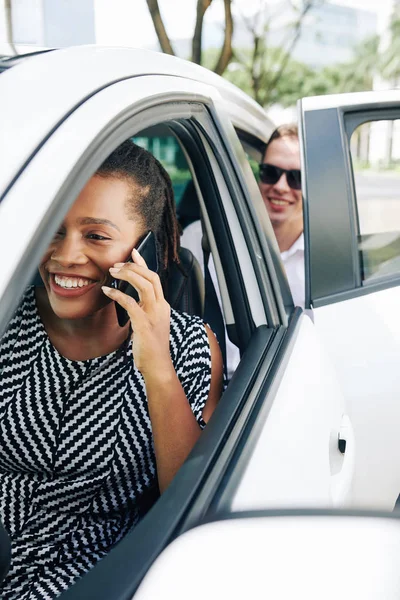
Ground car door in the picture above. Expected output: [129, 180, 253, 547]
[299, 90, 400, 510]
[0, 47, 354, 597]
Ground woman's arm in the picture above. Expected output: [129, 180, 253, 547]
[144, 324, 223, 492]
[103, 249, 223, 493]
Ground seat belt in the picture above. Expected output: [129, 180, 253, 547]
[201, 227, 227, 382]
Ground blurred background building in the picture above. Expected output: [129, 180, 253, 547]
[0, 0, 95, 50]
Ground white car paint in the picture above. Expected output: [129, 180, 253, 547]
[0, 46, 273, 196]
[135, 515, 400, 600]
[314, 286, 400, 510]
[232, 315, 353, 510]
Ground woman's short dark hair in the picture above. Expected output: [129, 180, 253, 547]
[96, 140, 181, 287]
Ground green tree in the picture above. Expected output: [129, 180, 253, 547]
[222, 47, 316, 107]
[229, 0, 324, 105]
[285, 33, 381, 103]
[380, 6, 400, 166]
[381, 5, 400, 85]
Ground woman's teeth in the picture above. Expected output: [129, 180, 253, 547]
[54, 275, 93, 289]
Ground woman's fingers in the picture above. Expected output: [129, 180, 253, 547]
[110, 261, 164, 303]
[109, 265, 157, 306]
[131, 247, 164, 302]
[102, 285, 141, 319]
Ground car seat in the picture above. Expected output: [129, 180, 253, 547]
[166, 247, 204, 316]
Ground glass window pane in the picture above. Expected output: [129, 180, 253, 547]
[132, 134, 192, 207]
[351, 119, 400, 282]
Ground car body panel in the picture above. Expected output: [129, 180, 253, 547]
[299, 91, 400, 510]
[312, 288, 400, 509]
[0, 46, 273, 197]
[135, 514, 400, 600]
[230, 314, 352, 511]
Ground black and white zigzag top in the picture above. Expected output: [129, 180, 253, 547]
[0, 286, 211, 599]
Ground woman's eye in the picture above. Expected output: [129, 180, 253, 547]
[86, 233, 111, 241]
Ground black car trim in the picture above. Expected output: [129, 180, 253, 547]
[301, 106, 357, 304]
[198, 506, 400, 525]
[233, 129, 295, 320]
[205, 307, 303, 516]
[302, 102, 400, 309]
[312, 271, 400, 307]
[169, 119, 255, 348]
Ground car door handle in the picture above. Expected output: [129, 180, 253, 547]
[330, 414, 355, 507]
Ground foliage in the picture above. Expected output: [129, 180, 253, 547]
[222, 48, 314, 107]
[146, 0, 233, 75]
[381, 8, 400, 84]
[145, 1, 400, 109]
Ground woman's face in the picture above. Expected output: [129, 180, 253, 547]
[39, 175, 144, 320]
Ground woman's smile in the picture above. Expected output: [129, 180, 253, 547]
[49, 273, 99, 298]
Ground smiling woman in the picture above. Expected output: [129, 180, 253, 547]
[0, 140, 223, 599]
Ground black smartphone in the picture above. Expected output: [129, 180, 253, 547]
[111, 231, 158, 327]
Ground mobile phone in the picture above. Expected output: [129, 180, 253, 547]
[112, 231, 158, 327]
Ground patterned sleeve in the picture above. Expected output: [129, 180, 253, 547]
[173, 315, 212, 429]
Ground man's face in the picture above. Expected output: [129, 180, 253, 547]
[259, 137, 303, 228]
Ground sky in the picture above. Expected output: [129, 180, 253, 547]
[94, 0, 394, 49]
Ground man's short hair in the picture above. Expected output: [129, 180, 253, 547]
[263, 123, 299, 160]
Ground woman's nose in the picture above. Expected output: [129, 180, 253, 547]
[51, 237, 87, 267]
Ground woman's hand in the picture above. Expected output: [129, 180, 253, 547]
[102, 248, 172, 379]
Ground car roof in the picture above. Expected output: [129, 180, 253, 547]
[0, 46, 273, 198]
[0, 48, 54, 72]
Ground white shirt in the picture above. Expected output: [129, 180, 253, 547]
[280, 233, 305, 309]
[180, 222, 306, 378]
[180, 221, 240, 380]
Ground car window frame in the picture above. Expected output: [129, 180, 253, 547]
[300, 101, 400, 308]
[234, 129, 296, 317]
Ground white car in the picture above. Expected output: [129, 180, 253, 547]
[0, 47, 399, 599]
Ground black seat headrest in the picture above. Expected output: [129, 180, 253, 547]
[166, 247, 204, 317]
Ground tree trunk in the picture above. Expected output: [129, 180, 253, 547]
[250, 35, 262, 103]
[5, 0, 18, 55]
[146, 0, 175, 56]
[213, 0, 233, 76]
[192, 0, 213, 65]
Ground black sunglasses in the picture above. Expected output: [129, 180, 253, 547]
[258, 163, 302, 190]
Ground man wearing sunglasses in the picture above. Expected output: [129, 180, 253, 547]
[259, 123, 305, 309]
